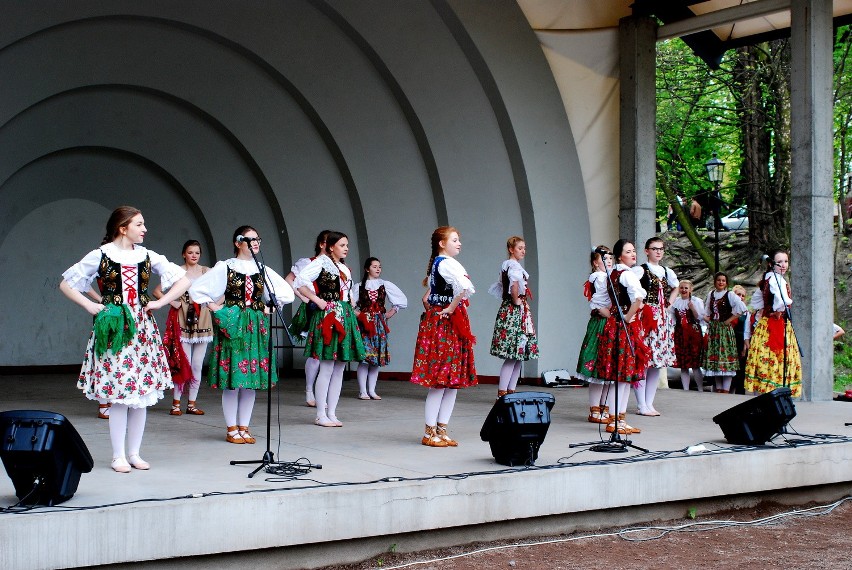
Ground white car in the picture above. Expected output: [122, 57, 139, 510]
[719, 206, 749, 231]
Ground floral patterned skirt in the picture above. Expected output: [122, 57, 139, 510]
[744, 317, 802, 397]
[489, 299, 539, 361]
[303, 301, 366, 362]
[575, 314, 608, 384]
[77, 304, 172, 408]
[207, 306, 277, 390]
[673, 318, 703, 369]
[596, 316, 651, 385]
[410, 305, 478, 389]
[360, 310, 390, 367]
[701, 320, 739, 375]
[644, 304, 677, 368]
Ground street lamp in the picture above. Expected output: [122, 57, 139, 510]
[704, 152, 726, 273]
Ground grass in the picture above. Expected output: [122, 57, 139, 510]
[833, 337, 852, 393]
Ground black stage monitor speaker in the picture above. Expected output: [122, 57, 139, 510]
[712, 387, 796, 445]
[0, 410, 94, 506]
[480, 391, 555, 466]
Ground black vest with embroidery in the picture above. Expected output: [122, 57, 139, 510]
[97, 252, 151, 307]
[357, 283, 386, 312]
[428, 257, 454, 306]
[224, 267, 265, 310]
[709, 291, 733, 321]
[639, 264, 671, 307]
[316, 268, 343, 302]
[607, 269, 632, 312]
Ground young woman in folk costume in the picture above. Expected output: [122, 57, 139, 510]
[352, 257, 408, 400]
[595, 239, 650, 435]
[410, 226, 477, 447]
[575, 246, 615, 424]
[189, 225, 295, 444]
[295, 231, 366, 427]
[488, 236, 539, 398]
[60, 206, 191, 473]
[670, 279, 705, 391]
[701, 272, 748, 393]
[155, 240, 212, 416]
[285, 229, 332, 407]
[631, 237, 678, 416]
[744, 250, 802, 396]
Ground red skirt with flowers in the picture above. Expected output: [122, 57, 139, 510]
[596, 315, 651, 385]
[410, 305, 478, 389]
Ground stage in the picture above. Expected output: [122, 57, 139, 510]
[1, 372, 851, 570]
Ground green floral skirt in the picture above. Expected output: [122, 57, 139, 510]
[207, 306, 277, 390]
[303, 301, 366, 362]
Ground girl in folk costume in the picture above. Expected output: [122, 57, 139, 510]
[285, 230, 332, 407]
[575, 246, 614, 424]
[670, 280, 705, 391]
[411, 226, 477, 447]
[488, 236, 540, 398]
[155, 240, 213, 416]
[596, 239, 650, 435]
[189, 226, 295, 444]
[352, 257, 408, 400]
[744, 250, 802, 396]
[295, 231, 366, 427]
[701, 272, 748, 393]
[60, 206, 191, 473]
[631, 237, 678, 416]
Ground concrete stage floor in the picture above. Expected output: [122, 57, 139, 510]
[1, 372, 851, 570]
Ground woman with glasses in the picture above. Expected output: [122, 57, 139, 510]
[630, 237, 678, 416]
[189, 226, 294, 444]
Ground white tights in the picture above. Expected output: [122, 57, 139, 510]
[174, 340, 208, 401]
[714, 375, 733, 392]
[221, 388, 256, 427]
[588, 383, 608, 408]
[498, 359, 522, 392]
[633, 368, 661, 413]
[424, 387, 458, 426]
[305, 357, 320, 401]
[356, 363, 380, 397]
[604, 382, 631, 415]
[108, 404, 146, 459]
[315, 360, 346, 421]
[680, 368, 704, 391]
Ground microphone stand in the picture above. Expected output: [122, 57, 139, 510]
[230, 241, 321, 477]
[570, 255, 648, 454]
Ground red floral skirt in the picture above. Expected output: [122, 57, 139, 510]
[410, 305, 478, 389]
[596, 315, 651, 385]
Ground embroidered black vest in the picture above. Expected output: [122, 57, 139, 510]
[639, 264, 671, 307]
[224, 267, 265, 310]
[316, 268, 343, 302]
[607, 269, 632, 312]
[428, 257, 454, 306]
[97, 252, 151, 308]
[357, 284, 386, 312]
[710, 291, 733, 322]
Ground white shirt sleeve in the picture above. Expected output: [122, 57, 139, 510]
[727, 291, 747, 315]
[767, 273, 792, 310]
[749, 287, 764, 311]
[293, 257, 324, 290]
[61, 248, 103, 292]
[382, 280, 408, 310]
[264, 267, 295, 306]
[619, 268, 646, 302]
[437, 257, 475, 297]
[148, 250, 186, 291]
[665, 266, 679, 288]
[189, 260, 229, 304]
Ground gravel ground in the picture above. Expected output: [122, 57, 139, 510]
[317, 498, 852, 570]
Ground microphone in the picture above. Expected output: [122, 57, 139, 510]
[236, 235, 258, 243]
[761, 254, 770, 263]
[593, 246, 610, 255]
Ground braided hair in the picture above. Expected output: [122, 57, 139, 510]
[423, 226, 458, 287]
